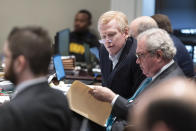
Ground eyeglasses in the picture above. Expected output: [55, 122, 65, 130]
[136, 52, 151, 59]
[99, 32, 117, 44]
[99, 39, 112, 44]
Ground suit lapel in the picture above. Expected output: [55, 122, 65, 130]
[107, 37, 133, 83]
[100, 45, 113, 83]
[150, 62, 178, 86]
[134, 62, 183, 104]
[146, 62, 183, 91]
[114, 37, 133, 70]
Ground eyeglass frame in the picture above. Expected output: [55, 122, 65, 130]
[99, 31, 121, 44]
[136, 50, 156, 60]
[99, 39, 112, 44]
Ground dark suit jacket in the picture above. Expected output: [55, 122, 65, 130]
[171, 34, 194, 77]
[88, 37, 145, 131]
[99, 37, 145, 99]
[111, 62, 184, 131]
[0, 81, 71, 131]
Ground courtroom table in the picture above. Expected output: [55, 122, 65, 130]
[64, 75, 101, 85]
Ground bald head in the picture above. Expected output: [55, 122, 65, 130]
[129, 77, 196, 131]
[129, 16, 158, 38]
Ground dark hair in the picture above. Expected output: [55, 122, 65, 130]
[7, 26, 52, 75]
[151, 14, 173, 34]
[144, 99, 196, 131]
[78, 9, 92, 24]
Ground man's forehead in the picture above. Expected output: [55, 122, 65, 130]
[99, 20, 120, 33]
[100, 30, 116, 35]
[76, 13, 89, 20]
[101, 19, 118, 27]
[136, 39, 146, 52]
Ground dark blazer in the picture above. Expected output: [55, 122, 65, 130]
[99, 37, 145, 99]
[171, 34, 194, 77]
[111, 62, 184, 131]
[88, 37, 145, 131]
[0, 81, 72, 131]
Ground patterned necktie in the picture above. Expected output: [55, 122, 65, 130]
[128, 77, 152, 101]
[106, 77, 152, 131]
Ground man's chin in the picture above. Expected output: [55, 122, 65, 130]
[107, 50, 116, 56]
[143, 71, 149, 77]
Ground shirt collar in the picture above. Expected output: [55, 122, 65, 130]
[109, 43, 125, 69]
[152, 60, 174, 80]
[12, 77, 47, 99]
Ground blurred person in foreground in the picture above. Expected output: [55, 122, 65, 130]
[127, 77, 196, 131]
[89, 28, 184, 131]
[1, 26, 71, 131]
[151, 14, 194, 77]
[129, 16, 158, 38]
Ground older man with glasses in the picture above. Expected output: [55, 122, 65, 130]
[89, 28, 184, 131]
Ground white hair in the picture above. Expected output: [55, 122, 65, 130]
[137, 28, 176, 60]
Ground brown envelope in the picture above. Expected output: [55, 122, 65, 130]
[67, 80, 112, 127]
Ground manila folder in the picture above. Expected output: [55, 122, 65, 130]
[67, 80, 112, 127]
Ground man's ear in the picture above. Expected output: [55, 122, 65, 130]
[156, 50, 163, 60]
[14, 55, 26, 74]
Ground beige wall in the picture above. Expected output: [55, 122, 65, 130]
[0, 0, 110, 52]
[111, 0, 143, 22]
[111, 0, 155, 22]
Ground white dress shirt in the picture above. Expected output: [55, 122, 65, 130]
[109, 44, 125, 70]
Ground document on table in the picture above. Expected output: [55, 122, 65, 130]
[67, 80, 112, 127]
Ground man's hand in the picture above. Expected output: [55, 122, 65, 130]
[89, 86, 116, 103]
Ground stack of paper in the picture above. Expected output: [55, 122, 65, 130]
[67, 80, 112, 127]
[50, 81, 71, 95]
[62, 56, 75, 70]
